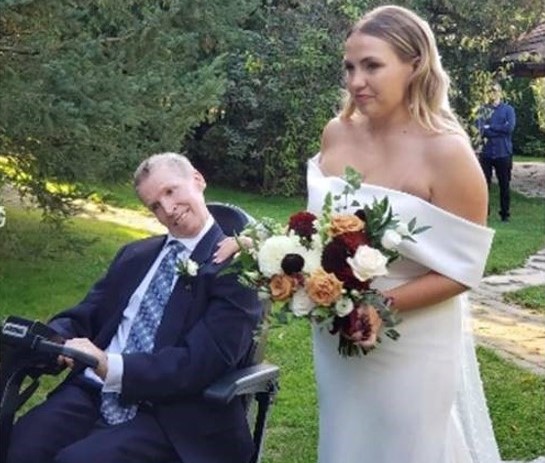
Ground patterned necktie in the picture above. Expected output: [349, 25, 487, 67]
[101, 240, 186, 425]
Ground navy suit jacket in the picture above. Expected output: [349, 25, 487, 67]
[48, 222, 262, 463]
[476, 102, 516, 159]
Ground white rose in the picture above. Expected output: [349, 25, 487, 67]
[186, 259, 199, 276]
[346, 245, 388, 282]
[0, 206, 5, 228]
[334, 297, 354, 317]
[395, 222, 410, 236]
[381, 229, 402, 250]
[290, 288, 314, 316]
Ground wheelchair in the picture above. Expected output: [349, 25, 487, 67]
[0, 203, 279, 463]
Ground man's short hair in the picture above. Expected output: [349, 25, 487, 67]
[133, 152, 194, 189]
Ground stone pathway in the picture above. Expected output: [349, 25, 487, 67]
[471, 161, 545, 376]
[469, 250, 545, 376]
[472, 239, 543, 463]
[509, 162, 545, 198]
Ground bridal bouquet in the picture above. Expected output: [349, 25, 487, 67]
[229, 168, 428, 357]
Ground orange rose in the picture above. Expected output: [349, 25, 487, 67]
[305, 268, 343, 306]
[269, 274, 297, 301]
[329, 214, 364, 237]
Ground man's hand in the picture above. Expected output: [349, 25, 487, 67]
[60, 338, 108, 379]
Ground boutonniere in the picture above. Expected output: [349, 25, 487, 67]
[177, 258, 200, 291]
[177, 258, 200, 278]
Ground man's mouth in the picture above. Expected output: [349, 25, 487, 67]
[173, 210, 189, 226]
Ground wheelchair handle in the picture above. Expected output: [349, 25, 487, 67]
[36, 339, 99, 369]
[1, 318, 98, 369]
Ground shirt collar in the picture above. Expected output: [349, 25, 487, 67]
[166, 214, 215, 253]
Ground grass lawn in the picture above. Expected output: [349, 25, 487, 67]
[483, 184, 544, 274]
[513, 155, 545, 163]
[0, 204, 544, 461]
[504, 285, 545, 314]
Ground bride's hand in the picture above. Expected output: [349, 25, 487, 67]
[347, 305, 383, 350]
[213, 236, 253, 264]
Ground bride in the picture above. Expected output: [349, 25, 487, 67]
[216, 5, 502, 462]
[308, 6, 500, 462]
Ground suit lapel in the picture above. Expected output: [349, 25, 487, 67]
[155, 223, 225, 349]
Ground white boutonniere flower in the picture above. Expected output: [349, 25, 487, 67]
[177, 258, 199, 278]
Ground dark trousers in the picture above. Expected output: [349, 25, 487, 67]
[6, 381, 180, 463]
[480, 156, 511, 220]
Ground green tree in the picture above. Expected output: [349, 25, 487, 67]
[187, 1, 349, 195]
[188, 0, 544, 195]
[0, 0, 258, 217]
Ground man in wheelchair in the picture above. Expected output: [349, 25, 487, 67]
[5, 153, 263, 463]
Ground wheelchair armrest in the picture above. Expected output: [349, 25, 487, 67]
[203, 363, 279, 405]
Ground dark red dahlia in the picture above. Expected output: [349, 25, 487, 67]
[337, 231, 369, 253]
[331, 309, 373, 340]
[288, 211, 317, 239]
[321, 238, 350, 273]
[336, 267, 370, 291]
[322, 237, 369, 291]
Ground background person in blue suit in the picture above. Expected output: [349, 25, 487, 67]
[476, 82, 516, 222]
[7, 152, 262, 463]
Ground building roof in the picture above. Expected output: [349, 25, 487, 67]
[504, 22, 545, 77]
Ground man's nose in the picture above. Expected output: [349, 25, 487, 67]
[162, 199, 177, 216]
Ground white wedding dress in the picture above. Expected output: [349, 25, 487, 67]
[307, 155, 502, 463]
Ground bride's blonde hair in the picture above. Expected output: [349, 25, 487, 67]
[341, 5, 465, 136]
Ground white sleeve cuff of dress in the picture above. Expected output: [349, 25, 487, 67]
[102, 353, 123, 393]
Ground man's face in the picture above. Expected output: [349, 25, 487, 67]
[489, 85, 502, 105]
[137, 163, 209, 238]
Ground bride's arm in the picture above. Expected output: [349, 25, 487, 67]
[383, 272, 467, 311]
[384, 135, 488, 312]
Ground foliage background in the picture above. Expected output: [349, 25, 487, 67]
[1, 0, 544, 211]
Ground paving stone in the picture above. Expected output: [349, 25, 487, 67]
[470, 244, 545, 377]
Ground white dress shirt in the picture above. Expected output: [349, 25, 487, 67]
[84, 215, 215, 391]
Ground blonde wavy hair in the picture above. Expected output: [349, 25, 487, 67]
[341, 5, 465, 136]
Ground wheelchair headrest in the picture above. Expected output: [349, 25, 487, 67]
[207, 202, 253, 235]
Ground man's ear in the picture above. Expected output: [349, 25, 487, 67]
[193, 170, 207, 192]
